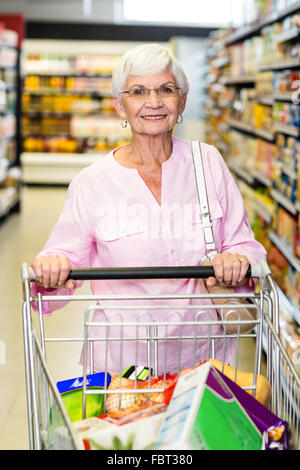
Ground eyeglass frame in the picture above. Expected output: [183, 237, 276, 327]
[119, 83, 182, 99]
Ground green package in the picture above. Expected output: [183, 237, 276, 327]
[57, 372, 111, 423]
[156, 362, 262, 450]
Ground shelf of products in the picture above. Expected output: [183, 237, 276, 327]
[0, 21, 22, 225]
[21, 42, 133, 184]
[205, 0, 300, 366]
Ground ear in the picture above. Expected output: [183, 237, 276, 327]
[179, 93, 187, 115]
[113, 97, 127, 120]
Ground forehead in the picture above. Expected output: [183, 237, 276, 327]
[124, 69, 176, 89]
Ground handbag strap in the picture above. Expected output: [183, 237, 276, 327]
[191, 140, 218, 264]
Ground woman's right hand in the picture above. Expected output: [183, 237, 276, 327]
[31, 254, 77, 290]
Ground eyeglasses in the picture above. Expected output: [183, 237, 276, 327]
[120, 84, 181, 100]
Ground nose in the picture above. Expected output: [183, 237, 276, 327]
[145, 88, 163, 107]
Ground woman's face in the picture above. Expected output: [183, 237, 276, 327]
[114, 69, 187, 137]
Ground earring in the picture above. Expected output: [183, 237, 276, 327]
[121, 120, 128, 128]
[176, 114, 183, 124]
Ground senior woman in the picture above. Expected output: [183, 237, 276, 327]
[31, 43, 266, 374]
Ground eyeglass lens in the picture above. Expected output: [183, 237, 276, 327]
[125, 84, 180, 98]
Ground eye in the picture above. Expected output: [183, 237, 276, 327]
[160, 85, 174, 94]
[131, 87, 146, 96]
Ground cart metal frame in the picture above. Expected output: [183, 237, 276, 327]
[21, 261, 300, 450]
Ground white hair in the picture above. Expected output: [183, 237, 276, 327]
[112, 43, 190, 97]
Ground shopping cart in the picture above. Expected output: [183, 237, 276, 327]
[21, 261, 300, 450]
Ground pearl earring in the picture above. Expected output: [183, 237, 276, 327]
[121, 120, 128, 128]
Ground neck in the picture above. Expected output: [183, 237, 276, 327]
[126, 132, 173, 167]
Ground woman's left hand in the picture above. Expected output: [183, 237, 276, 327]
[201, 252, 250, 288]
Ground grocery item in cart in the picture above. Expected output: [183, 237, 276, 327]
[105, 373, 178, 413]
[209, 359, 272, 407]
[57, 372, 111, 422]
[73, 409, 167, 450]
[215, 369, 281, 434]
[263, 420, 293, 450]
[100, 402, 168, 426]
[156, 362, 263, 450]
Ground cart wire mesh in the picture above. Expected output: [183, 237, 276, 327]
[21, 262, 300, 450]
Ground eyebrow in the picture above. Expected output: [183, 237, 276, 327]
[129, 81, 177, 88]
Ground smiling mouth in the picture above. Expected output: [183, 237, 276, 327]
[140, 114, 167, 120]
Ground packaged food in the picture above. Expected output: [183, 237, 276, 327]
[105, 373, 178, 413]
[155, 362, 263, 450]
[100, 402, 168, 426]
[263, 420, 293, 450]
[209, 358, 272, 406]
[56, 372, 111, 423]
[73, 410, 167, 450]
[215, 368, 278, 434]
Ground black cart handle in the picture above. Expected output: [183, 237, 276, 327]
[24, 261, 271, 282]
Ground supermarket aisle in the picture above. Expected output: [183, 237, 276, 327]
[0, 185, 260, 450]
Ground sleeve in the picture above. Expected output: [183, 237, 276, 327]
[208, 145, 267, 294]
[31, 176, 95, 315]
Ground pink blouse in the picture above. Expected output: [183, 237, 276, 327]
[31, 137, 266, 374]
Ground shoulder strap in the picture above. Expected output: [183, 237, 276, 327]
[191, 140, 218, 264]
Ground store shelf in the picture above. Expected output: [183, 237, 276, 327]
[251, 170, 272, 188]
[0, 187, 19, 219]
[223, 75, 256, 86]
[226, 0, 300, 45]
[276, 282, 300, 326]
[225, 23, 262, 46]
[23, 88, 111, 97]
[206, 2, 300, 334]
[228, 118, 274, 142]
[259, 57, 300, 71]
[275, 26, 300, 44]
[273, 122, 300, 138]
[212, 56, 230, 69]
[0, 22, 22, 227]
[228, 118, 253, 134]
[269, 230, 300, 271]
[270, 188, 298, 215]
[273, 91, 295, 102]
[280, 162, 298, 180]
[22, 111, 116, 118]
[228, 159, 254, 185]
[20, 41, 134, 180]
[251, 199, 273, 224]
[254, 128, 275, 142]
[21, 152, 105, 185]
[256, 94, 274, 106]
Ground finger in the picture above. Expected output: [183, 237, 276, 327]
[232, 259, 241, 285]
[223, 260, 233, 284]
[32, 258, 42, 283]
[49, 256, 61, 287]
[58, 256, 71, 286]
[64, 279, 77, 290]
[212, 255, 224, 284]
[238, 256, 249, 283]
[206, 276, 217, 287]
[41, 258, 51, 288]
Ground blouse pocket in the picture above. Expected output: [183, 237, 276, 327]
[98, 220, 144, 241]
[96, 218, 150, 267]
